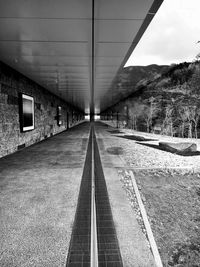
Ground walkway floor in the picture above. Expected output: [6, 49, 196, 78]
[0, 121, 157, 267]
[0, 123, 90, 267]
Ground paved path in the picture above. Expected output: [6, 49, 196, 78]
[0, 121, 157, 266]
[0, 123, 90, 267]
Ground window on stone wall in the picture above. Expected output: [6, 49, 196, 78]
[19, 93, 35, 132]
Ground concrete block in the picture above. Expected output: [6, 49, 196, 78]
[159, 142, 197, 154]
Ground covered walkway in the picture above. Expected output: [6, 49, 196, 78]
[0, 1, 164, 266]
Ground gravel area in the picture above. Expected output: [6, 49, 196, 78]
[118, 169, 149, 243]
[102, 121, 200, 170]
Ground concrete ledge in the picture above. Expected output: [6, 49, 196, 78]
[129, 170, 163, 267]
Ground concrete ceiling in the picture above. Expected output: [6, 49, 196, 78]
[0, 0, 163, 114]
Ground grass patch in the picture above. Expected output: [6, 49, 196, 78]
[133, 169, 200, 267]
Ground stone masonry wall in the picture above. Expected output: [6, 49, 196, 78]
[0, 61, 83, 158]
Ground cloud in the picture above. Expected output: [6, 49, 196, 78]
[125, 0, 200, 66]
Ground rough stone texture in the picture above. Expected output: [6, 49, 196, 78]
[0, 61, 83, 158]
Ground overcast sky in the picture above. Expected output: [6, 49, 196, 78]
[125, 0, 200, 67]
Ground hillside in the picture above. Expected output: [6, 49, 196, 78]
[104, 61, 200, 138]
[116, 64, 169, 97]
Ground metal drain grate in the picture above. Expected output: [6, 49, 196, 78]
[66, 133, 92, 267]
[66, 128, 123, 266]
[94, 137, 123, 267]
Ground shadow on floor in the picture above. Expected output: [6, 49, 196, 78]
[116, 135, 158, 142]
[136, 142, 200, 156]
[106, 147, 123, 155]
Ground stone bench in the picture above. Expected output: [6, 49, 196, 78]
[159, 142, 197, 154]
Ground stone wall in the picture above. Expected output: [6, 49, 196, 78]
[0, 61, 83, 158]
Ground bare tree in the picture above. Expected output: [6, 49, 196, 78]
[176, 104, 200, 138]
[128, 101, 145, 130]
[185, 105, 200, 138]
[177, 105, 188, 138]
[192, 107, 200, 138]
[162, 104, 174, 136]
[143, 97, 160, 133]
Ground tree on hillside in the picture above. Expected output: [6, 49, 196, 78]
[189, 65, 200, 95]
[162, 104, 174, 136]
[192, 106, 200, 138]
[185, 107, 193, 138]
[143, 97, 160, 133]
[176, 102, 200, 138]
[164, 62, 191, 84]
[185, 105, 200, 138]
[177, 105, 188, 137]
[128, 100, 145, 130]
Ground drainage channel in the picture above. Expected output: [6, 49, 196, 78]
[66, 125, 123, 267]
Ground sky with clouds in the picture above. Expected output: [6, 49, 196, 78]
[125, 0, 200, 66]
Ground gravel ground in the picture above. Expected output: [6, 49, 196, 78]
[118, 169, 149, 242]
[102, 121, 200, 170]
